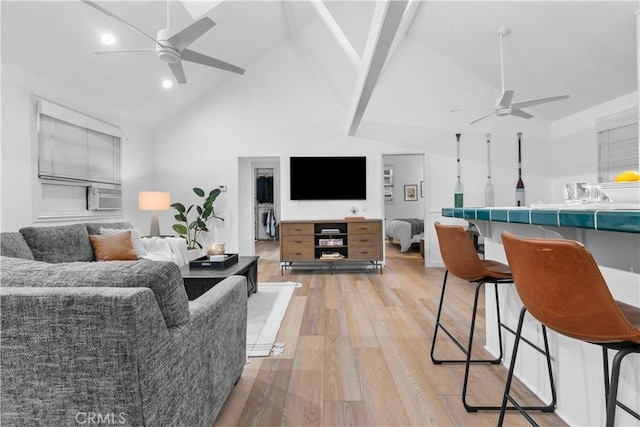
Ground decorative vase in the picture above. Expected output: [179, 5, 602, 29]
[207, 242, 225, 256]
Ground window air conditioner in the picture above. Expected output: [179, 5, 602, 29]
[87, 186, 122, 211]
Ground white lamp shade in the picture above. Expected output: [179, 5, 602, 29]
[138, 191, 170, 211]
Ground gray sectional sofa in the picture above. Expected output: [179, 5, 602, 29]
[0, 222, 247, 426]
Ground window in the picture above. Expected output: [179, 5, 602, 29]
[37, 99, 121, 185]
[597, 109, 639, 183]
[35, 98, 123, 221]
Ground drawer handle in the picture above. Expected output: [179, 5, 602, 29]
[294, 228, 302, 231]
[360, 251, 368, 254]
[295, 240, 302, 243]
[359, 239, 368, 242]
[295, 252, 302, 255]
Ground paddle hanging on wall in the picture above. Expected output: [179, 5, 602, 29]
[454, 133, 464, 208]
[485, 133, 495, 207]
[516, 132, 525, 207]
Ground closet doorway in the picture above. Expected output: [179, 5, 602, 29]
[237, 157, 280, 258]
[255, 168, 277, 241]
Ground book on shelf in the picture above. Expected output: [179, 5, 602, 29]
[319, 238, 343, 246]
[320, 252, 345, 259]
[320, 228, 341, 234]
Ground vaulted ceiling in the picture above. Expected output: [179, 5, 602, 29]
[1, 1, 637, 132]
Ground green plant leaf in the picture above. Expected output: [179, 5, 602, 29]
[197, 205, 203, 215]
[186, 205, 194, 214]
[193, 188, 205, 197]
[171, 202, 185, 213]
[172, 224, 188, 235]
[189, 221, 198, 230]
[196, 218, 207, 228]
[175, 213, 186, 222]
[209, 188, 221, 198]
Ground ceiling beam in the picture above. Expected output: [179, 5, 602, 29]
[347, 0, 408, 136]
[309, 0, 361, 70]
[383, 0, 421, 72]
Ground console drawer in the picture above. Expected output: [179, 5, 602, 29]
[280, 222, 313, 236]
[348, 222, 381, 235]
[349, 237, 382, 259]
[281, 235, 314, 260]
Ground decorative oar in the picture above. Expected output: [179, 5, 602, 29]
[516, 132, 525, 207]
[454, 133, 464, 207]
[485, 133, 494, 207]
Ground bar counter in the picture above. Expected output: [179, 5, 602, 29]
[441, 206, 640, 426]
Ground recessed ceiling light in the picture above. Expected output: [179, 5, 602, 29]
[101, 33, 116, 46]
[162, 79, 173, 89]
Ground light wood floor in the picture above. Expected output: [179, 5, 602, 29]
[213, 241, 567, 427]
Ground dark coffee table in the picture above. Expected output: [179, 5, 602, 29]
[180, 256, 259, 300]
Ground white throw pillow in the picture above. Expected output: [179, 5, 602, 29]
[100, 227, 147, 257]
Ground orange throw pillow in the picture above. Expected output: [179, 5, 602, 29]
[89, 231, 138, 261]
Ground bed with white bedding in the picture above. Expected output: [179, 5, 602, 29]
[385, 218, 424, 252]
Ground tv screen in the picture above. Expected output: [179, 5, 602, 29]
[290, 156, 366, 200]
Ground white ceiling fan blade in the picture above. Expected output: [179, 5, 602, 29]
[168, 17, 215, 51]
[511, 94, 570, 110]
[450, 107, 494, 112]
[93, 49, 156, 55]
[498, 90, 514, 108]
[169, 61, 187, 84]
[81, 1, 159, 45]
[470, 111, 497, 124]
[181, 49, 245, 75]
[510, 109, 534, 120]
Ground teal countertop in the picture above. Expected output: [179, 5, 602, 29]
[441, 207, 640, 234]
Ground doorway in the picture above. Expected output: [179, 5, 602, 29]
[382, 154, 426, 259]
[237, 156, 281, 256]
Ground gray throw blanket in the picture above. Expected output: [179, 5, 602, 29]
[396, 218, 424, 237]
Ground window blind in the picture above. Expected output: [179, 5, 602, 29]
[37, 101, 121, 185]
[598, 122, 639, 183]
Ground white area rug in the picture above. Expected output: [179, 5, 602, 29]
[246, 282, 298, 357]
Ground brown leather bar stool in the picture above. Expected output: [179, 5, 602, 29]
[431, 222, 556, 412]
[501, 232, 640, 427]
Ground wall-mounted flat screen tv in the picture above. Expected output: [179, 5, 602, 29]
[290, 156, 366, 200]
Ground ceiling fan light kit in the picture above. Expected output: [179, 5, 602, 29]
[82, 0, 245, 85]
[452, 25, 570, 124]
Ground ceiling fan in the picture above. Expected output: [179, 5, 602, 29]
[81, 0, 245, 84]
[451, 26, 569, 124]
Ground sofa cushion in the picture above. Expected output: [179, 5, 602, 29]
[86, 222, 134, 236]
[0, 232, 35, 260]
[100, 227, 147, 258]
[19, 224, 93, 263]
[0, 256, 189, 328]
[89, 232, 138, 261]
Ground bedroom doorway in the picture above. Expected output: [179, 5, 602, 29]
[382, 154, 425, 259]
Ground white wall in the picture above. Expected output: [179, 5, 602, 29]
[550, 91, 639, 203]
[0, 65, 156, 232]
[153, 31, 555, 257]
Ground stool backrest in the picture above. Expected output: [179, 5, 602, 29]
[434, 222, 495, 281]
[502, 232, 640, 344]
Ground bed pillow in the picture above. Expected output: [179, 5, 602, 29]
[100, 227, 147, 258]
[89, 232, 138, 261]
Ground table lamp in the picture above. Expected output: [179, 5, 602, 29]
[138, 191, 170, 237]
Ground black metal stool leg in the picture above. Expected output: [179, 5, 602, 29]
[462, 281, 502, 412]
[498, 307, 557, 425]
[431, 273, 502, 365]
[605, 347, 640, 427]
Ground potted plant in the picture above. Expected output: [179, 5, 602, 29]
[171, 188, 224, 250]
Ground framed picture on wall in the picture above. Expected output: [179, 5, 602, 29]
[404, 184, 418, 201]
